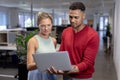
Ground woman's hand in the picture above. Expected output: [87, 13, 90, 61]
[47, 65, 79, 74]
[47, 66, 64, 75]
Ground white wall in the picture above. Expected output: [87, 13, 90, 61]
[114, 0, 120, 79]
[8, 7, 19, 28]
[109, 8, 114, 34]
[93, 14, 99, 30]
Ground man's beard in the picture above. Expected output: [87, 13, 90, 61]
[72, 23, 82, 30]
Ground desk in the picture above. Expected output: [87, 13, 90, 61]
[0, 46, 17, 51]
[0, 46, 17, 68]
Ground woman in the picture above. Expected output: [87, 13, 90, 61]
[27, 12, 57, 80]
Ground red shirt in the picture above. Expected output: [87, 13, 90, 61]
[59, 25, 99, 78]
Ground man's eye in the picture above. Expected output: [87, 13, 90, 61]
[69, 16, 72, 19]
[74, 17, 79, 19]
[69, 16, 79, 19]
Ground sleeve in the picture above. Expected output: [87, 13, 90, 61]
[77, 33, 100, 72]
[59, 30, 65, 51]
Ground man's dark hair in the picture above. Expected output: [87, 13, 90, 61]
[69, 2, 86, 11]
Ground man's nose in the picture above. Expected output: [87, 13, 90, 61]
[71, 18, 75, 22]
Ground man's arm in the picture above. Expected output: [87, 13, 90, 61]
[76, 33, 99, 72]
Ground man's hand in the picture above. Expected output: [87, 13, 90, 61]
[67, 65, 79, 74]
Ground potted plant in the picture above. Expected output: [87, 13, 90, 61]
[106, 23, 111, 37]
[15, 29, 38, 80]
[16, 29, 38, 63]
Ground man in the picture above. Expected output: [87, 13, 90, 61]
[48, 2, 99, 80]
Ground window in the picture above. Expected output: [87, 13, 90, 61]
[18, 12, 36, 27]
[99, 16, 108, 30]
[0, 12, 7, 30]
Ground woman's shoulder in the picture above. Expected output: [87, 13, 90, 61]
[28, 36, 38, 45]
[51, 37, 56, 43]
[50, 36, 57, 47]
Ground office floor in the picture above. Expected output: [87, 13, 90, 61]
[0, 31, 117, 80]
[93, 31, 117, 80]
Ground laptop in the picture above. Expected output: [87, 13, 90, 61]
[33, 51, 72, 71]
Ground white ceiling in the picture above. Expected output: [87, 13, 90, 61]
[0, 0, 115, 17]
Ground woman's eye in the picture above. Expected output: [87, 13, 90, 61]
[48, 24, 51, 27]
[41, 25, 45, 27]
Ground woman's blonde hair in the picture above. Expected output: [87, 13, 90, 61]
[37, 12, 53, 26]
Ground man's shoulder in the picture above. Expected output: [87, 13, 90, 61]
[63, 27, 73, 32]
[86, 25, 98, 34]
[84, 25, 99, 38]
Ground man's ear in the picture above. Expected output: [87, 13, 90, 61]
[83, 13, 86, 20]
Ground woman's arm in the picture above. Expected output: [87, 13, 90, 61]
[27, 37, 38, 70]
[52, 37, 57, 48]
